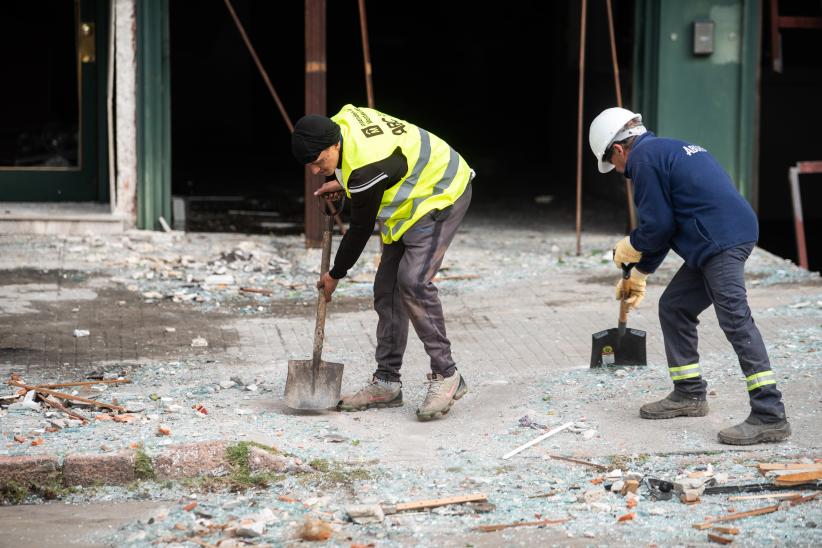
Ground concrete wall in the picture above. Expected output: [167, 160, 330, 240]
[114, 0, 137, 226]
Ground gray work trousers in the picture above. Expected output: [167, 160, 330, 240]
[659, 242, 786, 422]
[373, 184, 472, 382]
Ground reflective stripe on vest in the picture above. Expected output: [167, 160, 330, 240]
[377, 127, 431, 223]
[746, 370, 776, 391]
[668, 363, 701, 381]
[331, 104, 472, 243]
[385, 141, 461, 238]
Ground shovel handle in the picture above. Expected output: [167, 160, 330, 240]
[312, 215, 334, 364]
[618, 263, 636, 326]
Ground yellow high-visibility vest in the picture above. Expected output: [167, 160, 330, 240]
[331, 105, 473, 243]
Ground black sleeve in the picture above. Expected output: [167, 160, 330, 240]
[329, 148, 407, 279]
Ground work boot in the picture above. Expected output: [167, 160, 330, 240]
[718, 415, 791, 445]
[639, 390, 709, 419]
[337, 376, 402, 411]
[416, 371, 468, 421]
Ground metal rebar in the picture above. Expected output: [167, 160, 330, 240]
[223, 0, 294, 133]
[575, 0, 587, 256]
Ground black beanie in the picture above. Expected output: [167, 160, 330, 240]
[291, 115, 341, 164]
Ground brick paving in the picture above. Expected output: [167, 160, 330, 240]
[0, 229, 815, 388]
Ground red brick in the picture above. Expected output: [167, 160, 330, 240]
[153, 440, 228, 480]
[62, 450, 136, 486]
[0, 454, 60, 486]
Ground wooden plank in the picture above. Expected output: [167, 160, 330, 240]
[758, 462, 822, 473]
[394, 493, 486, 512]
[476, 517, 569, 533]
[775, 471, 822, 485]
[693, 492, 820, 530]
[41, 396, 89, 423]
[693, 504, 780, 530]
[707, 533, 734, 545]
[728, 492, 800, 502]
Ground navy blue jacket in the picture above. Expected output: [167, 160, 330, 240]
[625, 132, 758, 273]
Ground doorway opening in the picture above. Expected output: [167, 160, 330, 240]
[168, 1, 635, 235]
[758, 1, 822, 271]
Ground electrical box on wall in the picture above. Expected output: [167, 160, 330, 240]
[693, 20, 714, 55]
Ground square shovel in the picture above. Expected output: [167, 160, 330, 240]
[284, 213, 344, 409]
[590, 264, 647, 367]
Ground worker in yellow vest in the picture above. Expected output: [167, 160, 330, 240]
[291, 105, 474, 421]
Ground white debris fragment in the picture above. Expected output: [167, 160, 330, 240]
[346, 503, 385, 524]
[191, 337, 208, 347]
[204, 274, 236, 286]
[73, 329, 90, 337]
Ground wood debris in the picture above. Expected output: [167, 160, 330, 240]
[708, 532, 734, 544]
[475, 517, 569, 533]
[758, 462, 822, 474]
[774, 470, 822, 486]
[239, 286, 273, 296]
[41, 395, 89, 423]
[33, 379, 131, 389]
[8, 380, 124, 412]
[694, 492, 820, 529]
[387, 493, 487, 514]
[547, 454, 608, 471]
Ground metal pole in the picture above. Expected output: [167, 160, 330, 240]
[303, 0, 327, 248]
[357, 0, 375, 108]
[575, 0, 587, 256]
[223, 0, 294, 133]
[605, 0, 636, 233]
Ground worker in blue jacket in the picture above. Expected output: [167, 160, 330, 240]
[589, 107, 790, 445]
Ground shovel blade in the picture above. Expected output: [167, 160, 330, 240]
[284, 359, 344, 410]
[590, 327, 647, 367]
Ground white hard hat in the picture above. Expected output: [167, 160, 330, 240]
[589, 107, 645, 173]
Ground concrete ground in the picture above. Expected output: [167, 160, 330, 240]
[1, 202, 821, 546]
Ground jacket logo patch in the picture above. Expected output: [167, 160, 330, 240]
[362, 125, 384, 138]
[683, 145, 707, 156]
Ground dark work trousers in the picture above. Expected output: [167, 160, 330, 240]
[373, 184, 472, 382]
[658, 242, 786, 422]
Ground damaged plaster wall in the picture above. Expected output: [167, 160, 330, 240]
[114, 0, 137, 226]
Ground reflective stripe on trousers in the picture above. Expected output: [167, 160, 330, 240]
[669, 363, 701, 381]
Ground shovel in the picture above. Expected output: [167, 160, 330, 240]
[284, 210, 344, 409]
[590, 263, 647, 367]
